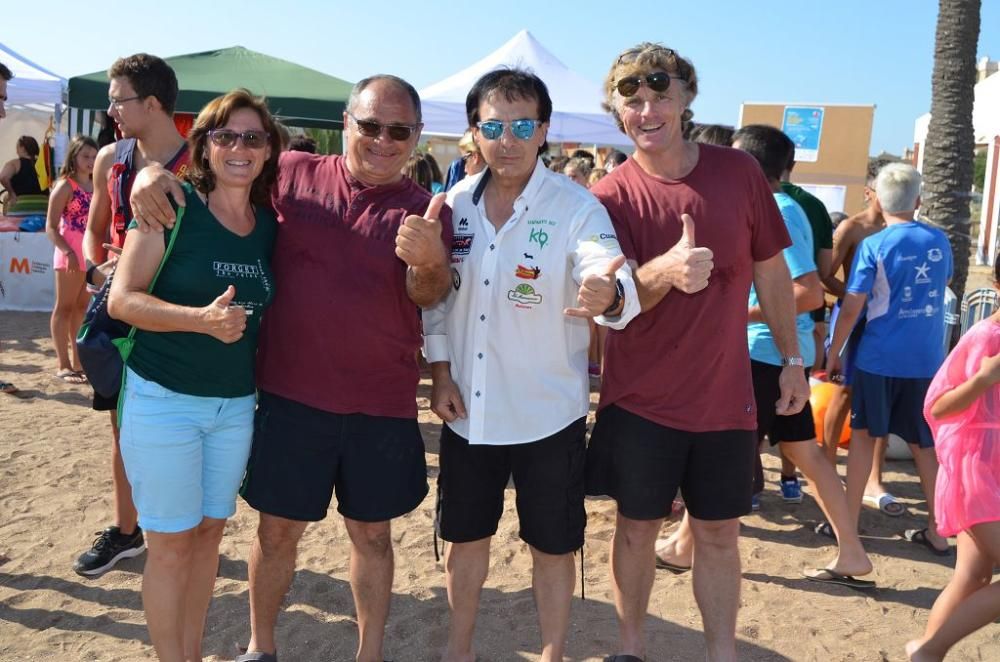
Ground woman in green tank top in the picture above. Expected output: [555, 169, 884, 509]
[108, 90, 281, 661]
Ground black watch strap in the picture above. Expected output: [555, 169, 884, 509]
[602, 278, 624, 316]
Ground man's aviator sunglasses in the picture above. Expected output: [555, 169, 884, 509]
[614, 72, 672, 97]
[208, 129, 270, 149]
[348, 113, 420, 141]
[476, 119, 542, 141]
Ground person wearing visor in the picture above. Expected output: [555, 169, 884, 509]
[424, 68, 638, 662]
[129, 75, 452, 662]
[584, 43, 807, 662]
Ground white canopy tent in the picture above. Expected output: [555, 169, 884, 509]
[419, 30, 630, 147]
[0, 42, 67, 164]
[2, 42, 65, 112]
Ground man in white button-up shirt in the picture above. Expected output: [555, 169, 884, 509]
[422, 69, 638, 662]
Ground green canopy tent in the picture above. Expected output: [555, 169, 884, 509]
[67, 46, 353, 129]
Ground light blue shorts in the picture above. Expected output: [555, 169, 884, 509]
[119, 368, 256, 533]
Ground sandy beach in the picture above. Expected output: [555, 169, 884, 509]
[1, 310, 997, 661]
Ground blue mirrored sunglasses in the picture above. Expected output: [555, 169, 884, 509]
[476, 119, 542, 141]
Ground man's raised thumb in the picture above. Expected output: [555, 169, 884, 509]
[604, 254, 627, 276]
[214, 285, 236, 307]
[680, 213, 696, 247]
[424, 192, 447, 221]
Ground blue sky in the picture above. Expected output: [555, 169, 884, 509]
[4, 0, 997, 155]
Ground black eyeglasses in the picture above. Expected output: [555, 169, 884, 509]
[614, 72, 672, 98]
[208, 129, 270, 150]
[108, 95, 144, 109]
[347, 112, 420, 141]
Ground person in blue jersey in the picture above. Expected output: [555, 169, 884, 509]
[828, 163, 954, 557]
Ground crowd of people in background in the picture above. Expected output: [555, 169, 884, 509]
[1, 38, 998, 662]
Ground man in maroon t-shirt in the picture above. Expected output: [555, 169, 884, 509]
[584, 44, 809, 661]
[130, 75, 452, 662]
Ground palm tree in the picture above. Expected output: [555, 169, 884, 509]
[920, 0, 981, 301]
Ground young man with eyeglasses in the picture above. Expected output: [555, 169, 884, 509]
[423, 68, 638, 662]
[74, 53, 189, 578]
[584, 43, 808, 662]
[130, 74, 452, 662]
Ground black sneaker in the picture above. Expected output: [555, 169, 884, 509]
[73, 526, 145, 576]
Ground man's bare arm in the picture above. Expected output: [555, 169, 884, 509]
[821, 220, 859, 298]
[83, 145, 116, 266]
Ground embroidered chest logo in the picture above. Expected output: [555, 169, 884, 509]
[508, 283, 542, 308]
[529, 228, 549, 249]
[452, 234, 474, 257]
[515, 264, 541, 279]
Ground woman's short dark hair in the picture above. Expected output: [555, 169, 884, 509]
[185, 89, 281, 207]
[465, 68, 552, 155]
[17, 136, 40, 159]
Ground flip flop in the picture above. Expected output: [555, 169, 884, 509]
[0, 381, 17, 394]
[802, 568, 876, 591]
[604, 656, 645, 662]
[654, 556, 691, 574]
[862, 492, 906, 517]
[234, 650, 278, 662]
[813, 521, 837, 540]
[55, 369, 88, 384]
[904, 528, 951, 556]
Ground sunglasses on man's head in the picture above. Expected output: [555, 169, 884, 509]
[615, 72, 674, 98]
[475, 119, 542, 141]
[348, 113, 419, 141]
[208, 129, 269, 149]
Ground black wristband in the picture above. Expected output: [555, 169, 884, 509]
[85, 264, 97, 286]
[602, 279, 625, 316]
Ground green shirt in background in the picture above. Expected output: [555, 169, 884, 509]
[781, 182, 833, 262]
[127, 183, 277, 397]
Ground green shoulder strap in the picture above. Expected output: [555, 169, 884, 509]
[113, 204, 186, 418]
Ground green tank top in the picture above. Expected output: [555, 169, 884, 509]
[127, 183, 277, 397]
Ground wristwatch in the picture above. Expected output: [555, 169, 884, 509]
[781, 356, 805, 367]
[602, 279, 625, 316]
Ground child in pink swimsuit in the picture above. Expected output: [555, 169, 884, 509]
[45, 136, 98, 383]
[906, 255, 1000, 661]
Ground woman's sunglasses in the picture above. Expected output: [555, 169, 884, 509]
[476, 119, 542, 141]
[348, 113, 420, 141]
[208, 129, 270, 150]
[615, 72, 672, 98]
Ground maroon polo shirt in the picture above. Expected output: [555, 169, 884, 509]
[256, 152, 453, 418]
[592, 145, 789, 432]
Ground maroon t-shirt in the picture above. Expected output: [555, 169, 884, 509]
[592, 145, 789, 432]
[256, 152, 453, 418]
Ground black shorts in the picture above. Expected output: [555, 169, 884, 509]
[585, 405, 756, 521]
[751, 360, 816, 446]
[92, 388, 120, 412]
[436, 418, 586, 555]
[241, 391, 428, 523]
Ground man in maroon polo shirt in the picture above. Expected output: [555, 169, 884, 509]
[584, 44, 809, 662]
[129, 75, 452, 662]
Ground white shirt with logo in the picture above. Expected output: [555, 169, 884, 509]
[423, 159, 639, 445]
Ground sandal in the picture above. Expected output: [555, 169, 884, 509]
[863, 492, 906, 517]
[55, 369, 88, 384]
[0, 381, 16, 394]
[904, 528, 951, 557]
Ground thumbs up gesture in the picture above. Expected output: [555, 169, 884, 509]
[565, 254, 627, 318]
[200, 285, 247, 344]
[396, 193, 447, 268]
[663, 213, 714, 294]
